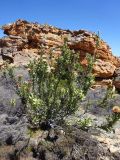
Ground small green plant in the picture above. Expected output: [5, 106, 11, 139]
[2, 62, 15, 79]
[17, 80, 32, 104]
[7, 66, 14, 79]
[99, 84, 116, 108]
[100, 112, 120, 131]
[10, 98, 16, 107]
[77, 117, 92, 130]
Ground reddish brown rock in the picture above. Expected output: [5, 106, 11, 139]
[113, 67, 120, 90]
[1, 19, 120, 78]
[93, 59, 116, 78]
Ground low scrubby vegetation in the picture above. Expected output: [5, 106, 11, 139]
[2, 41, 120, 131]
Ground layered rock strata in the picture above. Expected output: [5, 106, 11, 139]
[0, 19, 120, 79]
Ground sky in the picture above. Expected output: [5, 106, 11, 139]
[0, 0, 120, 56]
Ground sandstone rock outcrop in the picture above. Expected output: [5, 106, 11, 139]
[93, 59, 116, 78]
[0, 19, 120, 78]
[113, 67, 120, 90]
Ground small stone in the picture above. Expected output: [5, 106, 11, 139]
[109, 146, 118, 153]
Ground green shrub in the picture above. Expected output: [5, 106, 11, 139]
[16, 43, 94, 127]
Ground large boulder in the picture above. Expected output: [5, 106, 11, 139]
[93, 59, 116, 78]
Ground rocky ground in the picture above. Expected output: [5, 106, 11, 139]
[0, 20, 120, 160]
[0, 67, 120, 160]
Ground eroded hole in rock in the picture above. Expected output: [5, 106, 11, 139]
[38, 150, 46, 160]
[6, 135, 13, 145]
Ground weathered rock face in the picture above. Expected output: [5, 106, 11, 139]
[93, 59, 116, 78]
[113, 67, 120, 90]
[1, 19, 120, 78]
